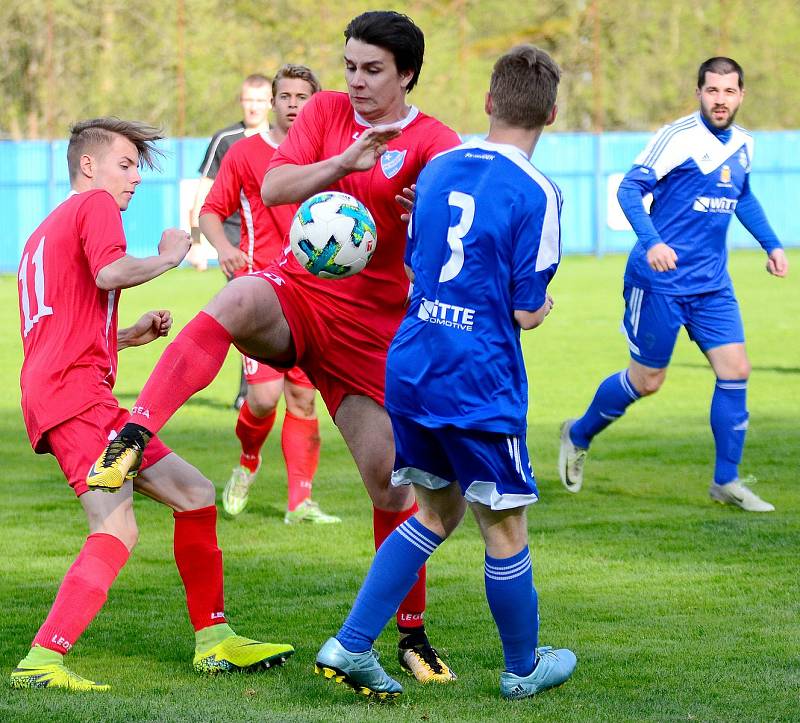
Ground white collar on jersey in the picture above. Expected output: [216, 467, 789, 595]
[259, 130, 281, 149]
[353, 105, 420, 129]
[461, 136, 532, 162]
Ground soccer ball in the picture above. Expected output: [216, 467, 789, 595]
[289, 191, 377, 279]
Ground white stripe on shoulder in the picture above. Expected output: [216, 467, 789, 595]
[477, 140, 561, 272]
[636, 114, 698, 179]
[200, 127, 244, 176]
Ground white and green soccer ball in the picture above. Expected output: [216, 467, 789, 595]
[289, 191, 377, 279]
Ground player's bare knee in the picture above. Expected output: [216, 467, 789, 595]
[370, 480, 414, 511]
[178, 476, 216, 511]
[729, 359, 751, 380]
[204, 284, 251, 339]
[286, 392, 316, 419]
[95, 521, 138, 551]
[247, 397, 278, 418]
[630, 368, 666, 396]
[417, 505, 464, 539]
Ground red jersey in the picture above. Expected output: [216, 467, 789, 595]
[18, 190, 127, 452]
[267, 91, 460, 330]
[201, 132, 296, 274]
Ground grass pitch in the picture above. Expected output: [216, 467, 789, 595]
[1, 252, 798, 722]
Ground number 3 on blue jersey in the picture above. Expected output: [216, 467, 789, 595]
[439, 191, 475, 283]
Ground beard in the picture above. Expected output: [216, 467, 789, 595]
[701, 101, 740, 130]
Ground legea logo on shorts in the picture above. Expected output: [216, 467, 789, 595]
[418, 297, 475, 331]
[693, 196, 737, 213]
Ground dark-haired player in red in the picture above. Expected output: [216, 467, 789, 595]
[89, 11, 460, 683]
[200, 64, 339, 524]
[11, 118, 293, 693]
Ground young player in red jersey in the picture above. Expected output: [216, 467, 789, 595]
[89, 11, 461, 683]
[11, 119, 293, 693]
[200, 65, 339, 524]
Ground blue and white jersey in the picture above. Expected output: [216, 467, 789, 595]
[621, 112, 755, 294]
[385, 138, 562, 434]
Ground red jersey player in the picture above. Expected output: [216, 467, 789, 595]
[89, 11, 460, 683]
[11, 118, 292, 693]
[199, 64, 338, 524]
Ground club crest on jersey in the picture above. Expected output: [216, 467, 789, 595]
[381, 149, 407, 179]
[738, 149, 749, 169]
[719, 165, 731, 184]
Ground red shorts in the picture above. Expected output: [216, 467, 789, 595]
[242, 354, 313, 387]
[251, 269, 398, 417]
[44, 401, 172, 497]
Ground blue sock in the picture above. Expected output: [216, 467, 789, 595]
[337, 517, 442, 653]
[571, 370, 641, 448]
[710, 378, 748, 484]
[485, 546, 538, 677]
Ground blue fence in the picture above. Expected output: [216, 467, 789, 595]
[2, 131, 799, 272]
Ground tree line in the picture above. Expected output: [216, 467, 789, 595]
[2, 0, 798, 139]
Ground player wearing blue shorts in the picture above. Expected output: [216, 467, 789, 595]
[559, 57, 789, 511]
[314, 45, 577, 701]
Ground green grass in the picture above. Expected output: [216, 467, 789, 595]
[1, 252, 798, 722]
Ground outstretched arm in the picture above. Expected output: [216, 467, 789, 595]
[261, 125, 402, 206]
[95, 229, 190, 290]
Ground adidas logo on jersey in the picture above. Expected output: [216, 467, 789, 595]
[418, 297, 475, 331]
[692, 196, 738, 214]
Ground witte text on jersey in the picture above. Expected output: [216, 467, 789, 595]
[417, 297, 475, 331]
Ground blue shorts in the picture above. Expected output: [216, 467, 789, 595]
[622, 285, 744, 368]
[388, 413, 539, 510]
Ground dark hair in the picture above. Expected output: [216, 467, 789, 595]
[697, 57, 744, 89]
[242, 73, 271, 89]
[67, 118, 164, 181]
[344, 11, 425, 92]
[489, 45, 561, 130]
[271, 64, 321, 98]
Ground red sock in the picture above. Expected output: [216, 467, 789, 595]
[282, 412, 320, 511]
[130, 312, 233, 433]
[32, 533, 130, 654]
[373, 504, 425, 630]
[173, 505, 226, 631]
[236, 402, 275, 472]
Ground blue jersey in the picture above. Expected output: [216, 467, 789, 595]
[385, 138, 562, 435]
[621, 112, 763, 294]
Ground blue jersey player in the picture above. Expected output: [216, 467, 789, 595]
[314, 45, 577, 701]
[559, 57, 788, 512]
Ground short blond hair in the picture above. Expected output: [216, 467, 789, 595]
[67, 118, 164, 181]
[271, 65, 321, 97]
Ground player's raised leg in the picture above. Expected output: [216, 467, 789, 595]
[134, 453, 294, 671]
[87, 276, 294, 490]
[560, 286, 678, 492]
[315, 481, 465, 698]
[705, 342, 773, 511]
[334, 395, 456, 683]
[560, 363, 657, 492]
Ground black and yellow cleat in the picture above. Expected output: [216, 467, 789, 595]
[398, 630, 456, 683]
[315, 637, 402, 700]
[10, 663, 111, 692]
[193, 635, 294, 674]
[87, 427, 151, 492]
